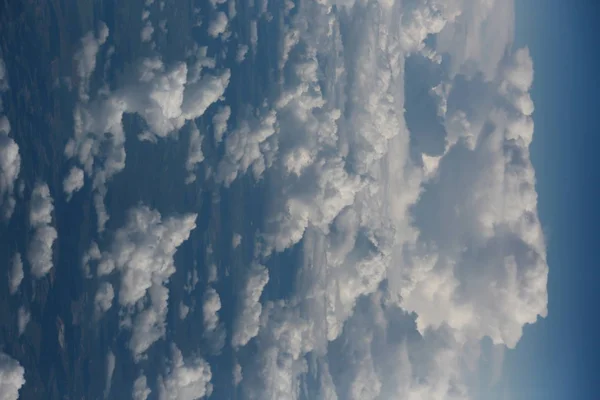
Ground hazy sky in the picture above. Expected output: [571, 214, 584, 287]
[502, 1, 600, 398]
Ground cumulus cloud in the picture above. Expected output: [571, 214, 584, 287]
[0, 63, 16, 220]
[203, 288, 221, 332]
[232, 232, 242, 249]
[178, 301, 190, 320]
[104, 350, 116, 399]
[185, 121, 204, 184]
[212, 105, 230, 144]
[27, 182, 57, 278]
[94, 205, 196, 360]
[0, 116, 20, 221]
[63, 166, 85, 200]
[235, 44, 248, 63]
[0, 352, 25, 400]
[216, 108, 277, 187]
[67, 33, 230, 231]
[0, 58, 7, 93]
[74, 21, 109, 101]
[157, 344, 213, 400]
[141, 22, 154, 43]
[8, 253, 23, 295]
[217, 1, 548, 399]
[132, 373, 151, 400]
[202, 287, 225, 353]
[94, 282, 114, 316]
[208, 11, 228, 38]
[232, 263, 269, 348]
[17, 306, 29, 336]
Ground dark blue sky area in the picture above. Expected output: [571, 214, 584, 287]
[505, 1, 600, 399]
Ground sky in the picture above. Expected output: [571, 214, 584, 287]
[0, 0, 595, 398]
[503, 1, 600, 398]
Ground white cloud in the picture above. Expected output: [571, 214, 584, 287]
[95, 205, 196, 360]
[208, 11, 228, 38]
[94, 282, 114, 316]
[27, 182, 57, 278]
[104, 350, 116, 399]
[66, 36, 229, 231]
[250, 20, 258, 55]
[179, 301, 190, 320]
[202, 287, 226, 354]
[235, 44, 248, 63]
[220, 1, 548, 399]
[185, 121, 204, 184]
[157, 344, 213, 400]
[233, 362, 242, 387]
[63, 166, 85, 200]
[82, 241, 101, 278]
[232, 232, 242, 249]
[0, 116, 20, 221]
[0, 58, 8, 93]
[132, 373, 151, 400]
[74, 22, 109, 101]
[207, 262, 218, 284]
[141, 22, 154, 43]
[232, 263, 269, 348]
[184, 268, 200, 294]
[159, 20, 168, 33]
[212, 105, 230, 144]
[216, 109, 277, 187]
[8, 253, 23, 295]
[202, 287, 221, 332]
[0, 352, 25, 400]
[17, 306, 29, 336]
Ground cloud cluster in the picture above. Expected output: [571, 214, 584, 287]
[50, 0, 547, 398]
[27, 183, 57, 278]
[212, 0, 548, 399]
[185, 121, 204, 184]
[157, 345, 213, 400]
[0, 59, 20, 221]
[17, 306, 30, 336]
[73, 22, 109, 102]
[231, 263, 269, 348]
[92, 205, 197, 360]
[67, 27, 229, 231]
[208, 11, 228, 38]
[104, 350, 116, 399]
[0, 352, 25, 400]
[63, 166, 85, 200]
[8, 252, 23, 295]
[94, 281, 114, 316]
[132, 374, 151, 400]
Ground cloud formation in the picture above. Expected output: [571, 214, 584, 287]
[94, 282, 114, 316]
[132, 374, 151, 400]
[8, 253, 23, 295]
[27, 183, 57, 278]
[157, 344, 213, 400]
[213, 1, 549, 399]
[231, 263, 269, 348]
[0, 352, 25, 400]
[67, 29, 230, 231]
[185, 121, 204, 184]
[104, 350, 116, 399]
[0, 116, 20, 221]
[17, 306, 29, 336]
[63, 166, 85, 200]
[94, 205, 197, 360]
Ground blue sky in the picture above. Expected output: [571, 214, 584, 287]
[503, 1, 600, 398]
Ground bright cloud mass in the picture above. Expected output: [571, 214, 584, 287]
[0, 0, 550, 398]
